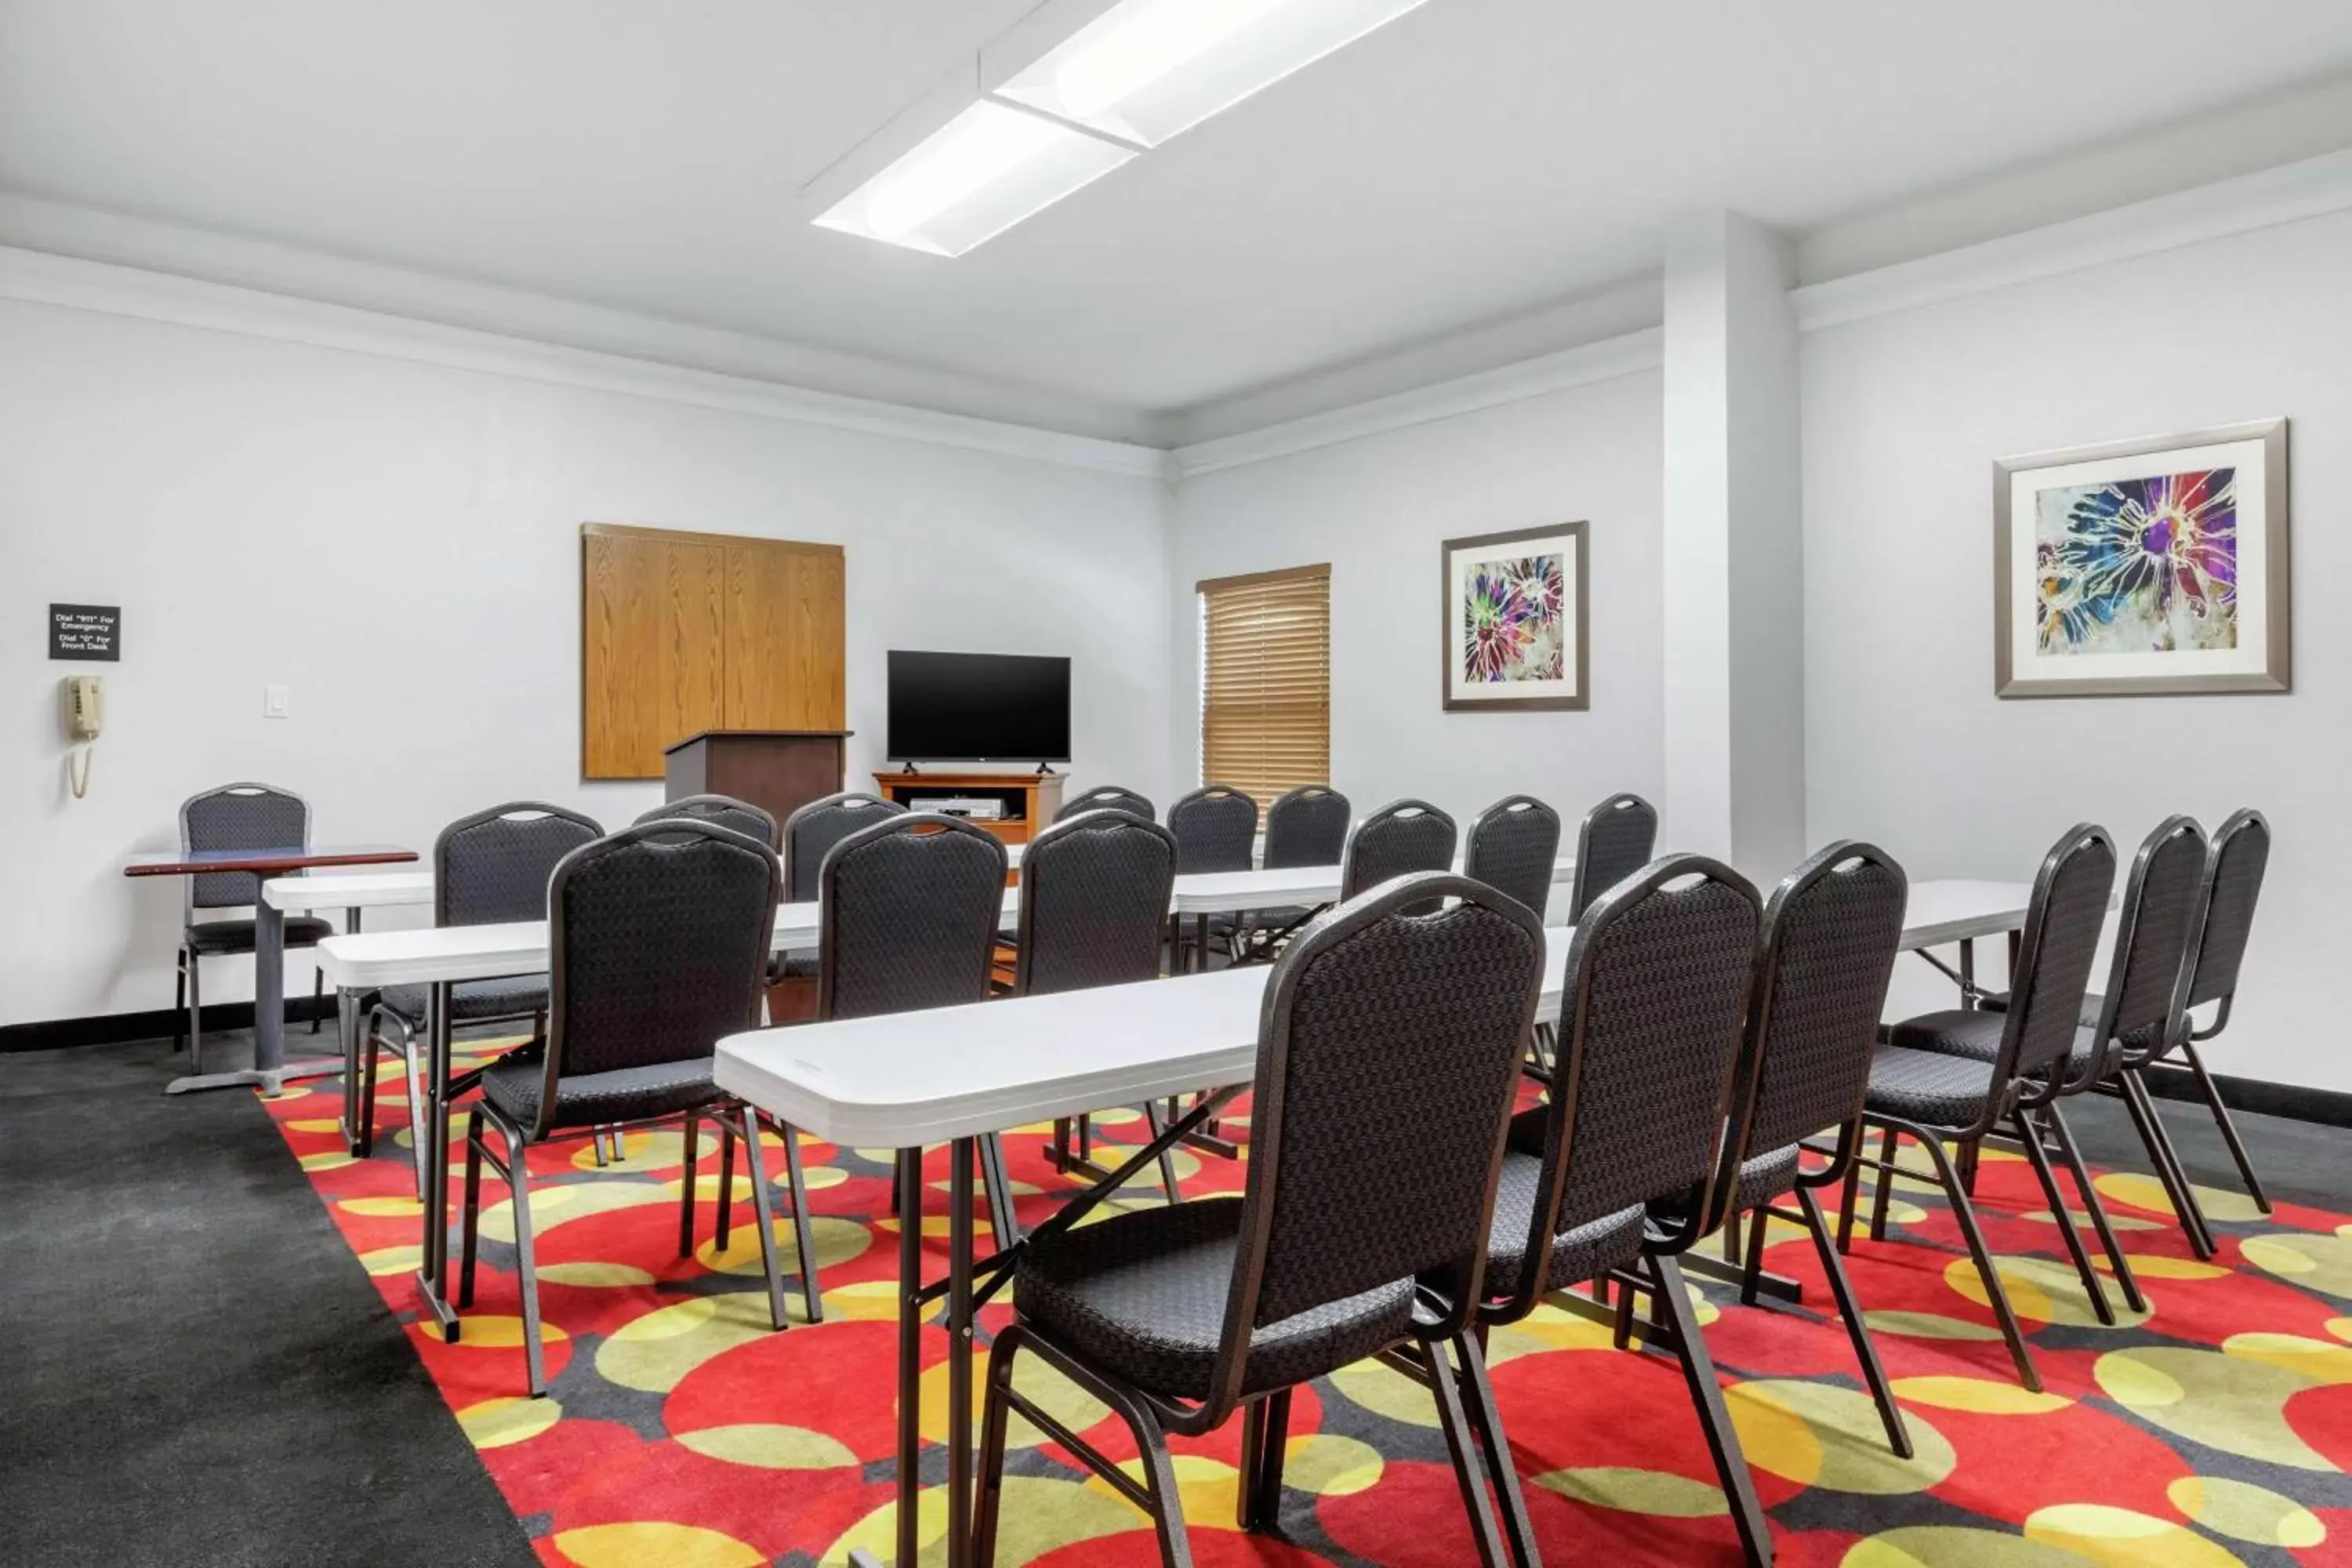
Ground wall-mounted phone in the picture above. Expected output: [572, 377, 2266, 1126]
[62, 675, 103, 798]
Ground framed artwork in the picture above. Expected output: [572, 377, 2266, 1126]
[1440, 521, 1588, 712]
[1994, 419, 2289, 698]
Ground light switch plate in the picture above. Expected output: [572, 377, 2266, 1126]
[263, 684, 291, 719]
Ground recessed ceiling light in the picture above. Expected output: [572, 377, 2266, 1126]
[996, 0, 1432, 148]
[812, 100, 1135, 257]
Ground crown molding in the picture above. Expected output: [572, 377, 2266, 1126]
[0, 243, 1169, 477]
[1171, 327, 1662, 479]
[1794, 145, 2352, 332]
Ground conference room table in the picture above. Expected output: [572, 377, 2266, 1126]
[122, 842, 418, 1095]
[305, 854, 1579, 1334]
[711, 875, 2041, 1568]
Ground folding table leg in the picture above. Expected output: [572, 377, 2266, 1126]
[891, 1149, 924, 1568]
[948, 1138, 977, 1568]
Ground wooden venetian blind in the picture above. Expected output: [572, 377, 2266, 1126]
[1199, 564, 1331, 810]
[582, 524, 845, 779]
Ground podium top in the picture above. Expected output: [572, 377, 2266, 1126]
[664, 729, 854, 754]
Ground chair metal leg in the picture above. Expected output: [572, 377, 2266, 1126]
[679, 1111, 701, 1258]
[1425, 1335, 1509, 1567]
[974, 1323, 1023, 1566]
[172, 954, 188, 1053]
[1236, 1386, 1293, 1531]
[717, 1116, 738, 1246]
[780, 1120, 823, 1324]
[1795, 1185, 1911, 1458]
[457, 1107, 486, 1308]
[2119, 1069, 2216, 1259]
[398, 1031, 429, 1204]
[738, 1106, 789, 1332]
[1739, 1203, 1770, 1307]
[310, 967, 324, 1033]
[1836, 1124, 1865, 1255]
[2042, 1102, 2144, 1314]
[590, 1127, 610, 1167]
[1450, 1328, 1540, 1568]
[981, 1132, 1018, 1244]
[1903, 1120, 2042, 1392]
[499, 1120, 546, 1397]
[1141, 1102, 1183, 1203]
[2182, 1037, 2274, 1214]
[352, 1013, 380, 1158]
[1651, 1253, 1773, 1568]
[1868, 1124, 1900, 1241]
[2012, 1110, 2114, 1327]
[186, 953, 204, 1074]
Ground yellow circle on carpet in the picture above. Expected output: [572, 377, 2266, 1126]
[1537, 1466, 1727, 1517]
[1864, 1311, 2003, 1343]
[552, 1521, 765, 1568]
[2093, 1348, 2332, 1471]
[2102, 1254, 2229, 1281]
[919, 1355, 1108, 1450]
[536, 1261, 656, 1288]
[1889, 1376, 2070, 1415]
[2094, 1171, 2265, 1225]
[822, 1476, 1138, 1568]
[457, 1395, 561, 1449]
[674, 1423, 858, 1470]
[1842, 1526, 2115, 1567]
[1944, 1254, 2151, 1329]
[339, 1195, 426, 1218]
[2167, 1476, 2326, 1548]
[357, 1243, 424, 1277]
[1281, 1432, 1384, 1497]
[1085, 1451, 1236, 1524]
[596, 1292, 785, 1392]
[696, 1215, 869, 1276]
[1726, 1380, 1955, 1494]
[299, 1150, 358, 1173]
[419, 1314, 565, 1348]
[1328, 1359, 1442, 1429]
[2241, 1232, 2352, 1298]
[2221, 1331, 2352, 1385]
[285, 1116, 343, 1134]
[2023, 1503, 2248, 1568]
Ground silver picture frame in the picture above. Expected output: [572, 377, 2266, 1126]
[1993, 417, 2289, 698]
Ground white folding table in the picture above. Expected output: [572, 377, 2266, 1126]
[710, 879, 2040, 1568]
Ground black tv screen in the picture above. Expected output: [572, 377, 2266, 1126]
[887, 651, 1072, 764]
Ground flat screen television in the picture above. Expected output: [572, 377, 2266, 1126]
[886, 650, 1072, 764]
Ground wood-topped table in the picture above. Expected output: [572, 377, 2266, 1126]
[125, 844, 419, 1096]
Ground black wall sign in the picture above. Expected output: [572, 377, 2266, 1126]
[50, 604, 121, 662]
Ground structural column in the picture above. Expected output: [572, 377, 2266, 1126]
[1660, 210, 1806, 880]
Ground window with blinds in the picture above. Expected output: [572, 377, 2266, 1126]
[1198, 564, 1332, 811]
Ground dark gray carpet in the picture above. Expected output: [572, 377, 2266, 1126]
[2065, 1083, 2349, 1214]
[0, 1033, 535, 1568]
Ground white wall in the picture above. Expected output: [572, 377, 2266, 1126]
[1169, 370, 1665, 840]
[0, 299, 1174, 1025]
[1803, 208, 2352, 1091]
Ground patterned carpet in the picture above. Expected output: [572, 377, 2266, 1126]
[265, 1035, 2352, 1567]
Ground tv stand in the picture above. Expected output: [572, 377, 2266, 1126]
[873, 768, 1065, 876]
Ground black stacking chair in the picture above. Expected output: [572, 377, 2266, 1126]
[1054, 786, 1156, 823]
[173, 782, 335, 1072]
[633, 793, 779, 849]
[1842, 823, 2117, 1392]
[1468, 855, 1769, 1568]
[820, 814, 1018, 1242]
[357, 803, 601, 1192]
[1339, 799, 1457, 909]
[1711, 842, 1914, 1459]
[1017, 810, 1186, 1204]
[1567, 791, 1659, 920]
[1462, 794, 1560, 920]
[976, 873, 1548, 1567]
[2110, 808, 2274, 1252]
[1168, 785, 1258, 969]
[773, 792, 906, 980]
[1225, 785, 1353, 963]
[455, 821, 794, 1396]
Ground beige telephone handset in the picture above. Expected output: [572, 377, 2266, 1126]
[62, 675, 103, 797]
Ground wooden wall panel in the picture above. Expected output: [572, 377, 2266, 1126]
[583, 524, 844, 779]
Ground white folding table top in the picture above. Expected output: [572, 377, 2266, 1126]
[714, 878, 2038, 1149]
[1172, 855, 1576, 916]
[264, 869, 437, 912]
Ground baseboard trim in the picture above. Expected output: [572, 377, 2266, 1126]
[2138, 1062, 2352, 1131]
[0, 996, 339, 1054]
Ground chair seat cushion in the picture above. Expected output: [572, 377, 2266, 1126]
[480, 1054, 722, 1132]
[1730, 1144, 1803, 1214]
[1892, 1008, 2098, 1077]
[1481, 1144, 1647, 1299]
[376, 975, 550, 1028]
[187, 916, 333, 955]
[1014, 1196, 1416, 1403]
[1864, 1044, 2000, 1127]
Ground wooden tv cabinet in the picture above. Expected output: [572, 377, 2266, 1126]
[872, 769, 1065, 862]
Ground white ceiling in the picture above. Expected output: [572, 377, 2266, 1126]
[5, 0, 2352, 437]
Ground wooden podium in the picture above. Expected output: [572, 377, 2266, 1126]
[664, 730, 851, 831]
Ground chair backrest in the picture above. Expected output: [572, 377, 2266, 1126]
[1503, 855, 1761, 1315]
[1988, 823, 2118, 1093]
[1463, 794, 1561, 920]
[1167, 785, 1258, 874]
[818, 814, 1007, 1021]
[1569, 792, 1659, 920]
[634, 793, 780, 850]
[1712, 842, 1907, 1219]
[2184, 808, 2271, 1011]
[180, 782, 309, 912]
[434, 802, 603, 928]
[782, 791, 907, 904]
[1339, 799, 1457, 906]
[1013, 811, 1178, 997]
[1207, 873, 1545, 1420]
[1262, 786, 1352, 869]
[2086, 815, 2209, 1070]
[1054, 786, 1155, 824]
[532, 820, 779, 1138]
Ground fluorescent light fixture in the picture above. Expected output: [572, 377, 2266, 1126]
[813, 100, 1135, 256]
[996, 0, 1431, 147]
